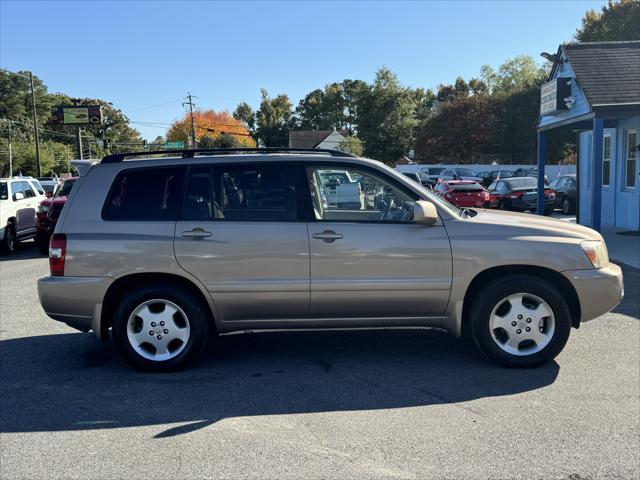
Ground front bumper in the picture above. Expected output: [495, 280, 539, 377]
[38, 275, 112, 337]
[563, 263, 624, 323]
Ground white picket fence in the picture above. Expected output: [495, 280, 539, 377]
[397, 164, 576, 179]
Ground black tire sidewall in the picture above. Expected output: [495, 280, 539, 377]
[112, 283, 209, 372]
[1, 224, 16, 254]
[470, 275, 572, 368]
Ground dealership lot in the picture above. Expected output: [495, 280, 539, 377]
[1, 242, 639, 480]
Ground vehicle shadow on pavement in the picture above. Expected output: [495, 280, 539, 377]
[612, 264, 640, 318]
[0, 242, 45, 263]
[0, 329, 559, 437]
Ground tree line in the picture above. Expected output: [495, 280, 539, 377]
[0, 71, 141, 176]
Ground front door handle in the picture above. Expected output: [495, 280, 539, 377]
[312, 230, 343, 243]
[181, 228, 212, 240]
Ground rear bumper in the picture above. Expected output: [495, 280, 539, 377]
[38, 275, 112, 337]
[452, 197, 487, 208]
[563, 263, 624, 323]
[512, 198, 555, 211]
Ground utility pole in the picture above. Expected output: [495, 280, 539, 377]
[7, 120, 13, 177]
[183, 93, 196, 148]
[29, 72, 42, 177]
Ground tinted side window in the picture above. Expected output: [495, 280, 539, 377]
[103, 167, 185, 220]
[183, 164, 301, 221]
[183, 167, 215, 220]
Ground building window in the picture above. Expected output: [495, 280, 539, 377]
[625, 130, 638, 189]
[602, 134, 611, 186]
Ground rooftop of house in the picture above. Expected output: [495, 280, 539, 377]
[561, 41, 640, 106]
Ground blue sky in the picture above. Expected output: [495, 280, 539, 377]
[1, 0, 602, 140]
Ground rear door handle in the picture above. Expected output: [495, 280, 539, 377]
[312, 230, 343, 243]
[181, 228, 212, 239]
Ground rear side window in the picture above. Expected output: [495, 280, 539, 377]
[103, 167, 185, 220]
[183, 164, 301, 221]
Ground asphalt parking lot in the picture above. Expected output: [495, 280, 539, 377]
[1, 241, 639, 480]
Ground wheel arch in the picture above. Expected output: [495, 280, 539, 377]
[462, 265, 581, 333]
[100, 272, 217, 340]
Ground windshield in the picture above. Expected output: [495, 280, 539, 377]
[42, 183, 56, 193]
[506, 177, 538, 189]
[56, 179, 77, 197]
[0, 182, 7, 200]
[456, 168, 478, 177]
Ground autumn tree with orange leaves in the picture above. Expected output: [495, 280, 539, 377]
[166, 109, 256, 147]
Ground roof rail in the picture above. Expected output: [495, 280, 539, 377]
[101, 147, 356, 163]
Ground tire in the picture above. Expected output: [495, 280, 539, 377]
[469, 274, 572, 368]
[498, 200, 507, 210]
[0, 224, 17, 255]
[112, 283, 210, 372]
[482, 201, 490, 209]
[36, 233, 50, 255]
[562, 198, 574, 215]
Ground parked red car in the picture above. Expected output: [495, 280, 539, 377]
[434, 180, 489, 208]
[35, 177, 77, 253]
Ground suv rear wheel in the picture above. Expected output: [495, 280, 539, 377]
[469, 274, 571, 368]
[112, 283, 210, 372]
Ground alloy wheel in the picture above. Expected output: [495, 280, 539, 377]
[488, 293, 555, 356]
[126, 299, 191, 362]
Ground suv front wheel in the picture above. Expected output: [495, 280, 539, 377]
[112, 283, 210, 372]
[469, 274, 571, 368]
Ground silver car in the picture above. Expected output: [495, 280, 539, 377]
[38, 149, 623, 371]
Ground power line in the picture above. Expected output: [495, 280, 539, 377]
[123, 98, 184, 114]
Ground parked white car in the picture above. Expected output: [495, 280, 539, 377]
[0, 177, 46, 253]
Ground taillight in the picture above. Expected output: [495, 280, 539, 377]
[49, 233, 66, 276]
[544, 189, 556, 198]
[510, 191, 524, 199]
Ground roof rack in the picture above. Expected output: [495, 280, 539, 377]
[101, 147, 356, 164]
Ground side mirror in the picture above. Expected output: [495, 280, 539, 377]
[414, 200, 438, 225]
[13, 192, 24, 201]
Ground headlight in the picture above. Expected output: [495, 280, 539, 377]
[37, 204, 49, 214]
[581, 240, 609, 268]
